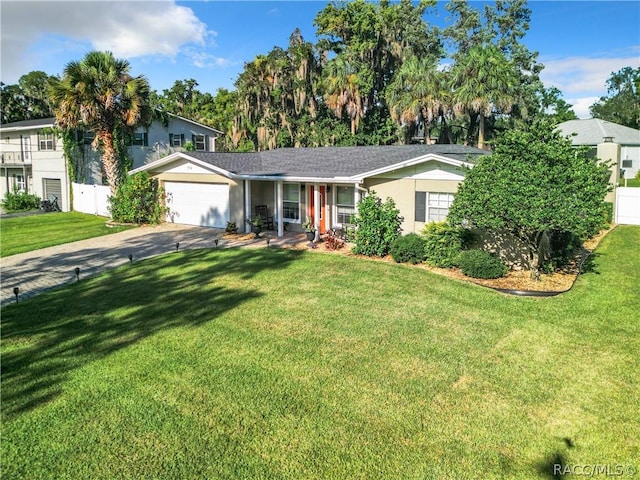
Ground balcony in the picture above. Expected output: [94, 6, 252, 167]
[0, 151, 32, 165]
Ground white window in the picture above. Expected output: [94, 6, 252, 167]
[415, 192, 455, 222]
[336, 185, 356, 224]
[13, 174, 25, 192]
[283, 183, 300, 221]
[193, 134, 206, 151]
[39, 132, 55, 151]
[170, 133, 184, 147]
[132, 132, 148, 146]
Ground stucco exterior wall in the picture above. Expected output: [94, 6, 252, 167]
[364, 176, 461, 234]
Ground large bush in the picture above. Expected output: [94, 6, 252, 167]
[448, 121, 611, 274]
[109, 172, 167, 224]
[422, 222, 474, 268]
[2, 190, 41, 212]
[458, 249, 508, 279]
[352, 191, 403, 257]
[390, 233, 425, 264]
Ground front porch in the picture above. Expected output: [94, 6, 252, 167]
[242, 179, 361, 238]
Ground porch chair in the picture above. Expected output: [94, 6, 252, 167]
[254, 205, 274, 230]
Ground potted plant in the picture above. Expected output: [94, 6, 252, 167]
[225, 221, 238, 234]
[302, 216, 316, 241]
[247, 215, 263, 238]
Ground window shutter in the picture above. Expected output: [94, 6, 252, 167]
[205, 135, 209, 151]
[169, 133, 174, 144]
[180, 134, 185, 144]
[415, 191, 426, 222]
[36, 133, 41, 151]
[143, 132, 148, 147]
[52, 135, 56, 151]
[191, 134, 196, 145]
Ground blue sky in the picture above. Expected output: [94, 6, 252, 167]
[1, 1, 639, 118]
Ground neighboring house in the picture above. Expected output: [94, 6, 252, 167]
[0, 114, 223, 212]
[81, 113, 224, 184]
[129, 144, 489, 236]
[556, 119, 640, 180]
[0, 118, 70, 211]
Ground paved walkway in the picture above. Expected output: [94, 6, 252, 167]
[1, 224, 307, 306]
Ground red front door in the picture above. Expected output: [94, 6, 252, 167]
[308, 185, 327, 234]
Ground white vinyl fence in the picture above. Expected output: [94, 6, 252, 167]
[72, 183, 111, 217]
[615, 187, 640, 225]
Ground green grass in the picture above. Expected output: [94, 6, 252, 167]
[2, 226, 638, 479]
[618, 178, 640, 187]
[0, 212, 134, 257]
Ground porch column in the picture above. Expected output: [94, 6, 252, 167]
[354, 183, 360, 219]
[276, 181, 284, 237]
[244, 179, 251, 234]
[314, 182, 320, 242]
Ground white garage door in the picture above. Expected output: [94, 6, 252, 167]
[164, 181, 229, 228]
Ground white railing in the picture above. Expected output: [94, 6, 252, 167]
[0, 151, 32, 164]
[72, 183, 111, 217]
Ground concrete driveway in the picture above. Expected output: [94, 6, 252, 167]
[1, 223, 306, 306]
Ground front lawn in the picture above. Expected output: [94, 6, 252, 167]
[0, 212, 134, 257]
[2, 226, 638, 479]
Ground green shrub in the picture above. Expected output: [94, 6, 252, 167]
[1, 189, 41, 212]
[109, 172, 167, 224]
[603, 202, 613, 224]
[352, 191, 402, 257]
[421, 222, 475, 268]
[458, 249, 508, 279]
[390, 233, 425, 264]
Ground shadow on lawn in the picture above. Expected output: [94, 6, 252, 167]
[1, 247, 303, 419]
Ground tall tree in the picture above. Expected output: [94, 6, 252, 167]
[386, 55, 449, 143]
[450, 44, 519, 148]
[315, 0, 440, 140]
[49, 51, 151, 193]
[445, 0, 542, 147]
[0, 71, 56, 123]
[590, 66, 640, 129]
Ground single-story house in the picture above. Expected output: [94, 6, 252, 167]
[556, 118, 640, 180]
[129, 144, 489, 237]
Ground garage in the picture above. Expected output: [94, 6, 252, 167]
[164, 181, 229, 228]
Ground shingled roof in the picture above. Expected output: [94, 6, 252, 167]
[182, 144, 488, 179]
[557, 119, 640, 146]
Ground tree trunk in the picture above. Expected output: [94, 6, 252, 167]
[478, 115, 485, 149]
[97, 130, 119, 195]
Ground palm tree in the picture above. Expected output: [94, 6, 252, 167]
[450, 44, 518, 149]
[386, 56, 447, 143]
[322, 55, 368, 135]
[49, 51, 150, 193]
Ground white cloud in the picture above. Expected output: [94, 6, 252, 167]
[539, 53, 640, 119]
[540, 53, 640, 97]
[566, 96, 600, 120]
[0, 1, 215, 82]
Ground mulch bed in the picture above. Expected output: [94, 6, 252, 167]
[222, 227, 613, 293]
[303, 227, 613, 293]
